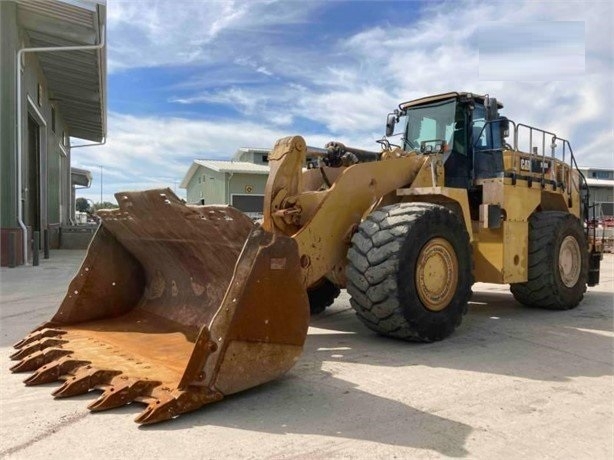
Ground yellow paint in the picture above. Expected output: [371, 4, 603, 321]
[415, 237, 458, 311]
[292, 156, 427, 287]
[397, 186, 473, 242]
[473, 226, 504, 283]
[263, 135, 583, 289]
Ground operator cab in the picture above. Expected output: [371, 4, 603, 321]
[386, 92, 509, 188]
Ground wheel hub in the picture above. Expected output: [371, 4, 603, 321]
[415, 237, 458, 312]
[559, 235, 581, 288]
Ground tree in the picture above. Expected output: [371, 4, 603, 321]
[76, 197, 90, 213]
[92, 201, 119, 212]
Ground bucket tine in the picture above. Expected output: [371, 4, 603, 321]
[24, 357, 90, 386]
[88, 377, 159, 412]
[52, 367, 121, 398]
[10, 348, 72, 373]
[134, 388, 222, 425]
[13, 328, 66, 350]
[10, 338, 69, 361]
[133, 399, 172, 425]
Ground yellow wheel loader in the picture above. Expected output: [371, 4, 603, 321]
[11, 92, 602, 424]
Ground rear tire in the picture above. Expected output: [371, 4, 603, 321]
[308, 278, 340, 315]
[346, 203, 473, 342]
[510, 212, 588, 309]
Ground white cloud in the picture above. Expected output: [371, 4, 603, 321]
[107, 0, 321, 72]
[304, 0, 612, 166]
[72, 112, 335, 202]
[85, 0, 612, 203]
[256, 66, 273, 76]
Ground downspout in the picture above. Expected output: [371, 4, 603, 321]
[16, 25, 105, 264]
[71, 137, 107, 149]
[227, 172, 234, 205]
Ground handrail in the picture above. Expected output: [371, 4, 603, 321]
[511, 121, 590, 236]
[474, 119, 589, 226]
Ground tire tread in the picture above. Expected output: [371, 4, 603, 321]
[347, 203, 473, 342]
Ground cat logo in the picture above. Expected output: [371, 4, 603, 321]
[520, 158, 531, 171]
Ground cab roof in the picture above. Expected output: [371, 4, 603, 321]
[399, 92, 504, 110]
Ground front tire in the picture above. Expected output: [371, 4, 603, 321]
[346, 203, 473, 342]
[308, 278, 340, 315]
[510, 212, 588, 309]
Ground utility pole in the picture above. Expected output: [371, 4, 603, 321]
[99, 165, 103, 205]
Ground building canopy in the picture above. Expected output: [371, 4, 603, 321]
[17, 0, 106, 141]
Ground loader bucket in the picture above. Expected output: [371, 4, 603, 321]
[11, 189, 309, 424]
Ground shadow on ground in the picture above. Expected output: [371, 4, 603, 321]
[136, 289, 611, 457]
[3, 276, 612, 456]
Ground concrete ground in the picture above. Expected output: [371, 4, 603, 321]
[1, 250, 612, 459]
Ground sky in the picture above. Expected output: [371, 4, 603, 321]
[73, 0, 614, 204]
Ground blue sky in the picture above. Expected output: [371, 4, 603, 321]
[73, 0, 613, 203]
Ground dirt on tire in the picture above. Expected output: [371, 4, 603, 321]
[510, 211, 588, 310]
[346, 202, 473, 342]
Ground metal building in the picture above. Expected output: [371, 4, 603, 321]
[180, 158, 270, 219]
[0, 0, 106, 266]
[180, 146, 329, 219]
[579, 167, 614, 217]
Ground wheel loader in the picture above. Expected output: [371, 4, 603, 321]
[11, 91, 602, 424]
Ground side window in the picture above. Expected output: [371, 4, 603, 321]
[452, 105, 467, 156]
[472, 105, 487, 149]
[472, 104, 503, 150]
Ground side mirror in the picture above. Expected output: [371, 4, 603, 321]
[484, 96, 499, 120]
[500, 117, 510, 138]
[385, 113, 396, 137]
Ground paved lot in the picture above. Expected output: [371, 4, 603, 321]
[1, 250, 612, 459]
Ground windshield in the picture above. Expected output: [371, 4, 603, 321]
[402, 99, 457, 152]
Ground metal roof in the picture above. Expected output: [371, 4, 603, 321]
[579, 166, 614, 172]
[586, 178, 614, 188]
[71, 167, 92, 187]
[233, 147, 270, 159]
[197, 160, 270, 174]
[17, 0, 106, 142]
[180, 160, 270, 188]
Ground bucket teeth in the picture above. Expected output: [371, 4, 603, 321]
[88, 377, 160, 412]
[10, 338, 69, 360]
[9, 348, 72, 373]
[11, 329, 222, 425]
[52, 367, 121, 398]
[134, 387, 223, 425]
[23, 358, 90, 386]
[13, 328, 67, 349]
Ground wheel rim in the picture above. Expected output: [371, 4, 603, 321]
[559, 235, 581, 288]
[415, 237, 458, 312]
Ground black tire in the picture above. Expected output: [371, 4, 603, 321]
[308, 278, 340, 315]
[510, 212, 588, 309]
[346, 203, 473, 342]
